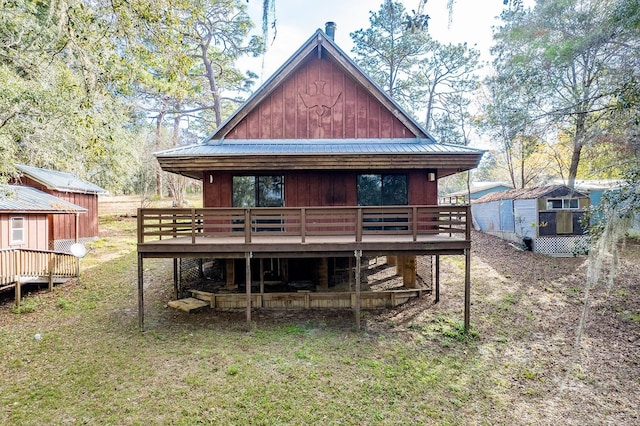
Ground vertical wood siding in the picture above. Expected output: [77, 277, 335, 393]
[226, 56, 412, 140]
[0, 214, 49, 250]
[203, 170, 436, 208]
[15, 177, 99, 240]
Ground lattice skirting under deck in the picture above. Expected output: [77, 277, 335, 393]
[53, 237, 98, 254]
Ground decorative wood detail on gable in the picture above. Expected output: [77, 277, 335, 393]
[299, 80, 342, 125]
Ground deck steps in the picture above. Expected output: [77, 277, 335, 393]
[167, 297, 210, 313]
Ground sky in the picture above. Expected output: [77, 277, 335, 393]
[242, 0, 523, 81]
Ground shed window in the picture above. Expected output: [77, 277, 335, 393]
[10, 217, 25, 244]
[233, 176, 284, 207]
[547, 199, 579, 210]
[357, 174, 408, 206]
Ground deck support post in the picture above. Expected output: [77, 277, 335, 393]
[173, 258, 179, 300]
[402, 255, 416, 288]
[245, 252, 252, 331]
[14, 250, 21, 306]
[396, 255, 404, 277]
[138, 252, 144, 331]
[435, 255, 440, 303]
[15, 281, 21, 306]
[464, 248, 471, 332]
[259, 258, 264, 307]
[318, 257, 329, 290]
[354, 250, 362, 330]
[225, 259, 235, 290]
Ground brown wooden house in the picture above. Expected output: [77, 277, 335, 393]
[13, 164, 106, 252]
[137, 25, 484, 330]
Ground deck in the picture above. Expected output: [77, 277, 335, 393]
[0, 248, 79, 304]
[136, 205, 472, 330]
[137, 205, 471, 257]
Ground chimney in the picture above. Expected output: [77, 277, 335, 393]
[325, 22, 336, 41]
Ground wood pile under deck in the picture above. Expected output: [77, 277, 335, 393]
[185, 288, 426, 310]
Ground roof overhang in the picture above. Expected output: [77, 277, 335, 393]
[155, 139, 484, 180]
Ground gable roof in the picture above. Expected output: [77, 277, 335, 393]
[474, 185, 589, 203]
[0, 185, 87, 214]
[156, 28, 484, 178]
[210, 29, 432, 141]
[16, 164, 106, 195]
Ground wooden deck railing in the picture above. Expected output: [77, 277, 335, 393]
[0, 249, 79, 291]
[137, 205, 470, 244]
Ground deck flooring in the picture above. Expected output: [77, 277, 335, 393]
[138, 234, 469, 258]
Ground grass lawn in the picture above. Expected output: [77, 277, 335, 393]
[1, 204, 638, 425]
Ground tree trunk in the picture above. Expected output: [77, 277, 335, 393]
[424, 85, 436, 132]
[201, 40, 223, 127]
[155, 108, 166, 198]
[168, 105, 187, 207]
[567, 113, 587, 189]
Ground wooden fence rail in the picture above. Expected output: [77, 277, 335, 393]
[138, 205, 470, 244]
[0, 248, 79, 304]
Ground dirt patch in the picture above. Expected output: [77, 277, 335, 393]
[368, 230, 640, 425]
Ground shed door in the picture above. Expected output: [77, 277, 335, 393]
[556, 211, 573, 234]
[538, 212, 555, 236]
[499, 200, 515, 232]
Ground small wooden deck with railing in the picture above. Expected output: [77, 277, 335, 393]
[137, 205, 471, 257]
[0, 248, 79, 305]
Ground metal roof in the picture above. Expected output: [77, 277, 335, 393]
[155, 139, 484, 157]
[0, 185, 87, 213]
[474, 185, 589, 203]
[16, 164, 106, 194]
[445, 182, 513, 197]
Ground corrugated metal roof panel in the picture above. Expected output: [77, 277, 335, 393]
[16, 164, 106, 194]
[155, 139, 484, 157]
[474, 185, 589, 203]
[0, 185, 87, 213]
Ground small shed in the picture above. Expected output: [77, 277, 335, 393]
[472, 185, 590, 256]
[13, 165, 106, 251]
[0, 185, 87, 251]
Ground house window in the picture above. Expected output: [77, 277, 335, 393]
[546, 198, 579, 210]
[357, 174, 408, 206]
[10, 217, 25, 244]
[233, 176, 284, 207]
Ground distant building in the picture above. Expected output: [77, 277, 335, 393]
[12, 165, 106, 251]
[0, 185, 86, 251]
[571, 179, 639, 233]
[472, 185, 590, 256]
